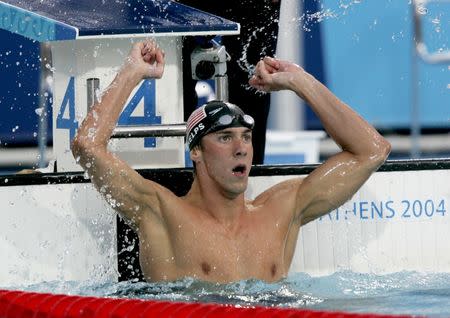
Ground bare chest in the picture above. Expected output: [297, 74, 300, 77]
[171, 221, 289, 282]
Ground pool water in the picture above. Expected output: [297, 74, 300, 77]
[13, 271, 450, 317]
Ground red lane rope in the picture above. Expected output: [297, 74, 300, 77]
[0, 289, 411, 318]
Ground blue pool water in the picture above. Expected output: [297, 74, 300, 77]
[12, 271, 450, 317]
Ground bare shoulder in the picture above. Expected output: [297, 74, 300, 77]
[139, 178, 184, 213]
[241, 177, 307, 232]
[112, 174, 186, 232]
[251, 177, 305, 209]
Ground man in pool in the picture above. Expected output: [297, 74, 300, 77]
[72, 39, 391, 283]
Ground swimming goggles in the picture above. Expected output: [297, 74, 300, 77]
[206, 113, 255, 134]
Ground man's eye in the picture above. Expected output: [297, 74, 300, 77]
[219, 135, 231, 142]
[243, 134, 252, 142]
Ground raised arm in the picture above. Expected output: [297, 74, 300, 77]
[71, 39, 167, 229]
[249, 57, 391, 225]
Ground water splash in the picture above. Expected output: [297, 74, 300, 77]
[9, 271, 450, 315]
[236, 3, 344, 85]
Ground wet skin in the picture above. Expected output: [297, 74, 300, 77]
[72, 40, 391, 283]
[137, 127, 301, 282]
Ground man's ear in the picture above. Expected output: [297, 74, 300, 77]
[190, 146, 202, 163]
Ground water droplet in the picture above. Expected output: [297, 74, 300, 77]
[431, 18, 440, 25]
[40, 240, 50, 249]
[88, 127, 96, 138]
[35, 107, 44, 116]
[416, 6, 427, 15]
[45, 63, 55, 72]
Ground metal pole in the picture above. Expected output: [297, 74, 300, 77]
[86, 78, 100, 111]
[111, 123, 186, 138]
[413, 0, 450, 64]
[215, 75, 229, 102]
[410, 46, 421, 159]
[411, 0, 450, 157]
[268, 0, 304, 131]
[38, 43, 52, 168]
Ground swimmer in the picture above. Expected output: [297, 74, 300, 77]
[72, 39, 391, 283]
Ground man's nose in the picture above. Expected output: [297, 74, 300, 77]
[233, 139, 248, 157]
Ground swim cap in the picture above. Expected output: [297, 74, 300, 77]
[186, 100, 255, 150]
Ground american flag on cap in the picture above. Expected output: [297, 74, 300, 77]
[186, 106, 207, 136]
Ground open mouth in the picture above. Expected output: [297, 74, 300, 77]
[232, 164, 247, 176]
